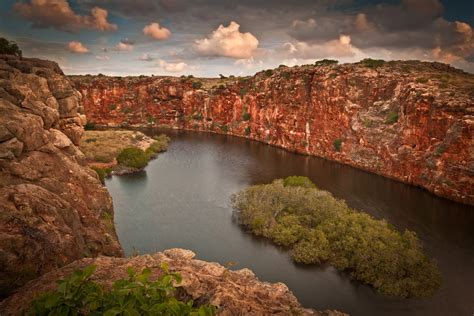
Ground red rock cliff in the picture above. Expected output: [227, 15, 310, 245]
[71, 61, 474, 205]
[0, 55, 123, 297]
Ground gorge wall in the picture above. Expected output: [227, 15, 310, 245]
[0, 55, 123, 297]
[0, 55, 340, 314]
[71, 60, 474, 205]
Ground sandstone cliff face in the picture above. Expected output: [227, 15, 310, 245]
[71, 61, 474, 205]
[0, 248, 344, 316]
[0, 55, 123, 297]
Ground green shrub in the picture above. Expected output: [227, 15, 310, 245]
[333, 139, 342, 151]
[360, 58, 386, 68]
[92, 167, 112, 184]
[244, 126, 251, 135]
[192, 81, 203, 89]
[84, 122, 95, 130]
[264, 69, 273, 77]
[242, 112, 251, 121]
[231, 179, 442, 298]
[283, 176, 316, 188]
[220, 125, 228, 133]
[108, 104, 117, 110]
[145, 134, 170, 158]
[0, 37, 22, 57]
[385, 111, 399, 124]
[314, 59, 338, 67]
[116, 147, 149, 169]
[239, 87, 248, 98]
[29, 264, 216, 316]
[281, 72, 291, 79]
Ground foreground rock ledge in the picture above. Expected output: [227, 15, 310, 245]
[0, 249, 345, 316]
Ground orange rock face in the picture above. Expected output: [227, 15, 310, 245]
[71, 61, 474, 205]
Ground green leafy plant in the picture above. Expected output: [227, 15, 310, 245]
[242, 112, 251, 121]
[244, 126, 251, 135]
[116, 147, 149, 169]
[231, 178, 442, 298]
[108, 104, 117, 110]
[220, 125, 228, 133]
[333, 139, 342, 152]
[29, 264, 216, 315]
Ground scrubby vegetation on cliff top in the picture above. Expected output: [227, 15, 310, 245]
[29, 264, 216, 316]
[232, 176, 441, 298]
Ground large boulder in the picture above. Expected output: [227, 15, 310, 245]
[0, 54, 123, 297]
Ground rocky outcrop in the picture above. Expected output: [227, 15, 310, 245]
[0, 55, 123, 297]
[0, 248, 345, 315]
[71, 61, 474, 205]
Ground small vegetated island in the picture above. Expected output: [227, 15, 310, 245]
[79, 130, 170, 181]
[232, 176, 441, 298]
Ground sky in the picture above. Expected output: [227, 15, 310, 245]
[1, 0, 473, 76]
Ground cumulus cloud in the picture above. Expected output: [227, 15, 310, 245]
[115, 39, 133, 51]
[158, 59, 187, 72]
[14, 0, 117, 33]
[283, 35, 357, 59]
[96, 55, 110, 60]
[143, 22, 171, 40]
[195, 21, 259, 59]
[67, 41, 89, 54]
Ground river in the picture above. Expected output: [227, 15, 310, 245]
[106, 129, 474, 316]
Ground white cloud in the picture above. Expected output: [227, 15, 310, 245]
[67, 41, 89, 54]
[139, 53, 153, 61]
[15, 0, 117, 33]
[158, 59, 187, 72]
[283, 35, 357, 59]
[115, 40, 133, 51]
[143, 22, 171, 40]
[96, 55, 110, 60]
[195, 21, 259, 59]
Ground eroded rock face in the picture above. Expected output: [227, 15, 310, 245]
[71, 61, 474, 205]
[0, 248, 345, 315]
[0, 55, 123, 297]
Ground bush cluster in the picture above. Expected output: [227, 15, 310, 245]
[0, 37, 22, 57]
[360, 58, 386, 68]
[29, 264, 216, 315]
[116, 147, 149, 169]
[314, 59, 338, 67]
[232, 177, 441, 298]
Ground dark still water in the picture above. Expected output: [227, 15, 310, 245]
[106, 129, 474, 316]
